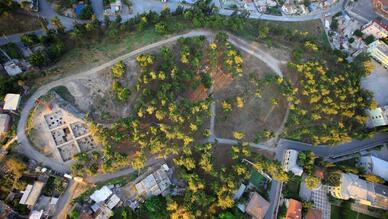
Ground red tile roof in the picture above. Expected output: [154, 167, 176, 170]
[285, 199, 302, 219]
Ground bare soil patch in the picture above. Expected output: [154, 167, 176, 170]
[212, 144, 235, 169]
[214, 50, 288, 142]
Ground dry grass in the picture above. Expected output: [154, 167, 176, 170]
[0, 13, 43, 35]
[214, 50, 288, 142]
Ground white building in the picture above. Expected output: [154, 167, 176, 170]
[367, 40, 388, 68]
[3, 59, 23, 76]
[361, 20, 388, 39]
[90, 186, 113, 203]
[3, 93, 21, 111]
[359, 155, 388, 181]
[366, 106, 388, 128]
[282, 1, 298, 15]
[283, 150, 303, 176]
[329, 173, 388, 210]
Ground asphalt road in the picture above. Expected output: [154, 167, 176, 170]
[0, 0, 344, 45]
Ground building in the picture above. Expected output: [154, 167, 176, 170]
[245, 192, 270, 219]
[3, 93, 21, 111]
[361, 20, 388, 39]
[29, 210, 43, 219]
[135, 164, 171, 198]
[366, 106, 388, 128]
[359, 155, 388, 181]
[233, 183, 247, 201]
[329, 173, 388, 210]
[90, 186, 113, 203]
[283, 150, 303, 176]
[306, 208, 322, 219]
[282, 1, 298, 15]
[19, 181, 45, 208]
[94, 205, 113, 219]
[3, 59, 23, 76]
[367, 40, 388, 68]
[285, 199, 302, 219]
[0, 114, 11, 140]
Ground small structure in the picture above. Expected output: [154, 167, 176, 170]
[74, 3, 85, 17]
[306, 208, 323, 219]
[29, 210, 43, 219]
[3, 93, 21, 111]
[3, 59, 22, 76]
[285, 199, 302, 219]
[245, 192, 270, 219]
[283, 150, 303, 176]
[367, 40, 388, 68]
[106, 194, 121, 209]
[281, 0, 298, 15]
[94, 205, 113, 219]
[359, 155, 388, 181]
[19, 181, 45, 208]
[0, 114, 11, 139]
[361, 20, 388, 39]
[366, 106, 388, 128]
[233, 183, 247, 201]
[90, 186, 113, 203]
[135, 164, 172, 198]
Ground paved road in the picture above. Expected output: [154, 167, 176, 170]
[0, 0, 345, 45]
[54, 179, 77, 219]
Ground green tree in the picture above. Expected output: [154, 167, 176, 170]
[304, 175, 321, 190]
[111, 61, 126, 78]
[51, 16, 64, 32]
[28, 52, 46, 67]
[258, 25, 269, 39]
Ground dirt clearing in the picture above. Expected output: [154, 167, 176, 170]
[214, 50, 288, 142]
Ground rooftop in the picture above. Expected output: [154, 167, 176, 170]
[286, 199, 302, 219]
[245, 192, 270, 219]
[90, 186, 113, 203]
[3, 93, 21, 111]
[306, 208, 322, 219]
[0, 114, 11, 134]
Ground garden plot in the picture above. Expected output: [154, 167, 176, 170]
[213, 50, 288, 142]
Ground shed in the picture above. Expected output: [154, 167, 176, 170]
[0, 113, 11, 136]
[3, 93, 21, 111]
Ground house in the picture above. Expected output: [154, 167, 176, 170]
[3, 93, 21, 111]
[29, 210, 43, 219]
[110, 0, 122, 13]
[245, 192, 270, 219]
[19, 181, 45, 208]
[361, 20, 388, 39]
[367, 40, 388, 68]
[329, 173, 388, 210]
[366, 107, 388, 127]
[135, 164, 171, 198]
[283, 150, 303, 176]
[3, 59, 22, 76]
[90, 186, 113, 203]
[306, 208, 322, 219]
[0, 114, 11, 140]
[282, 0, 298, 15]
[285, 199, 302, 219]
[94, 205, 113, 219]
[359, 155, 388, 181]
